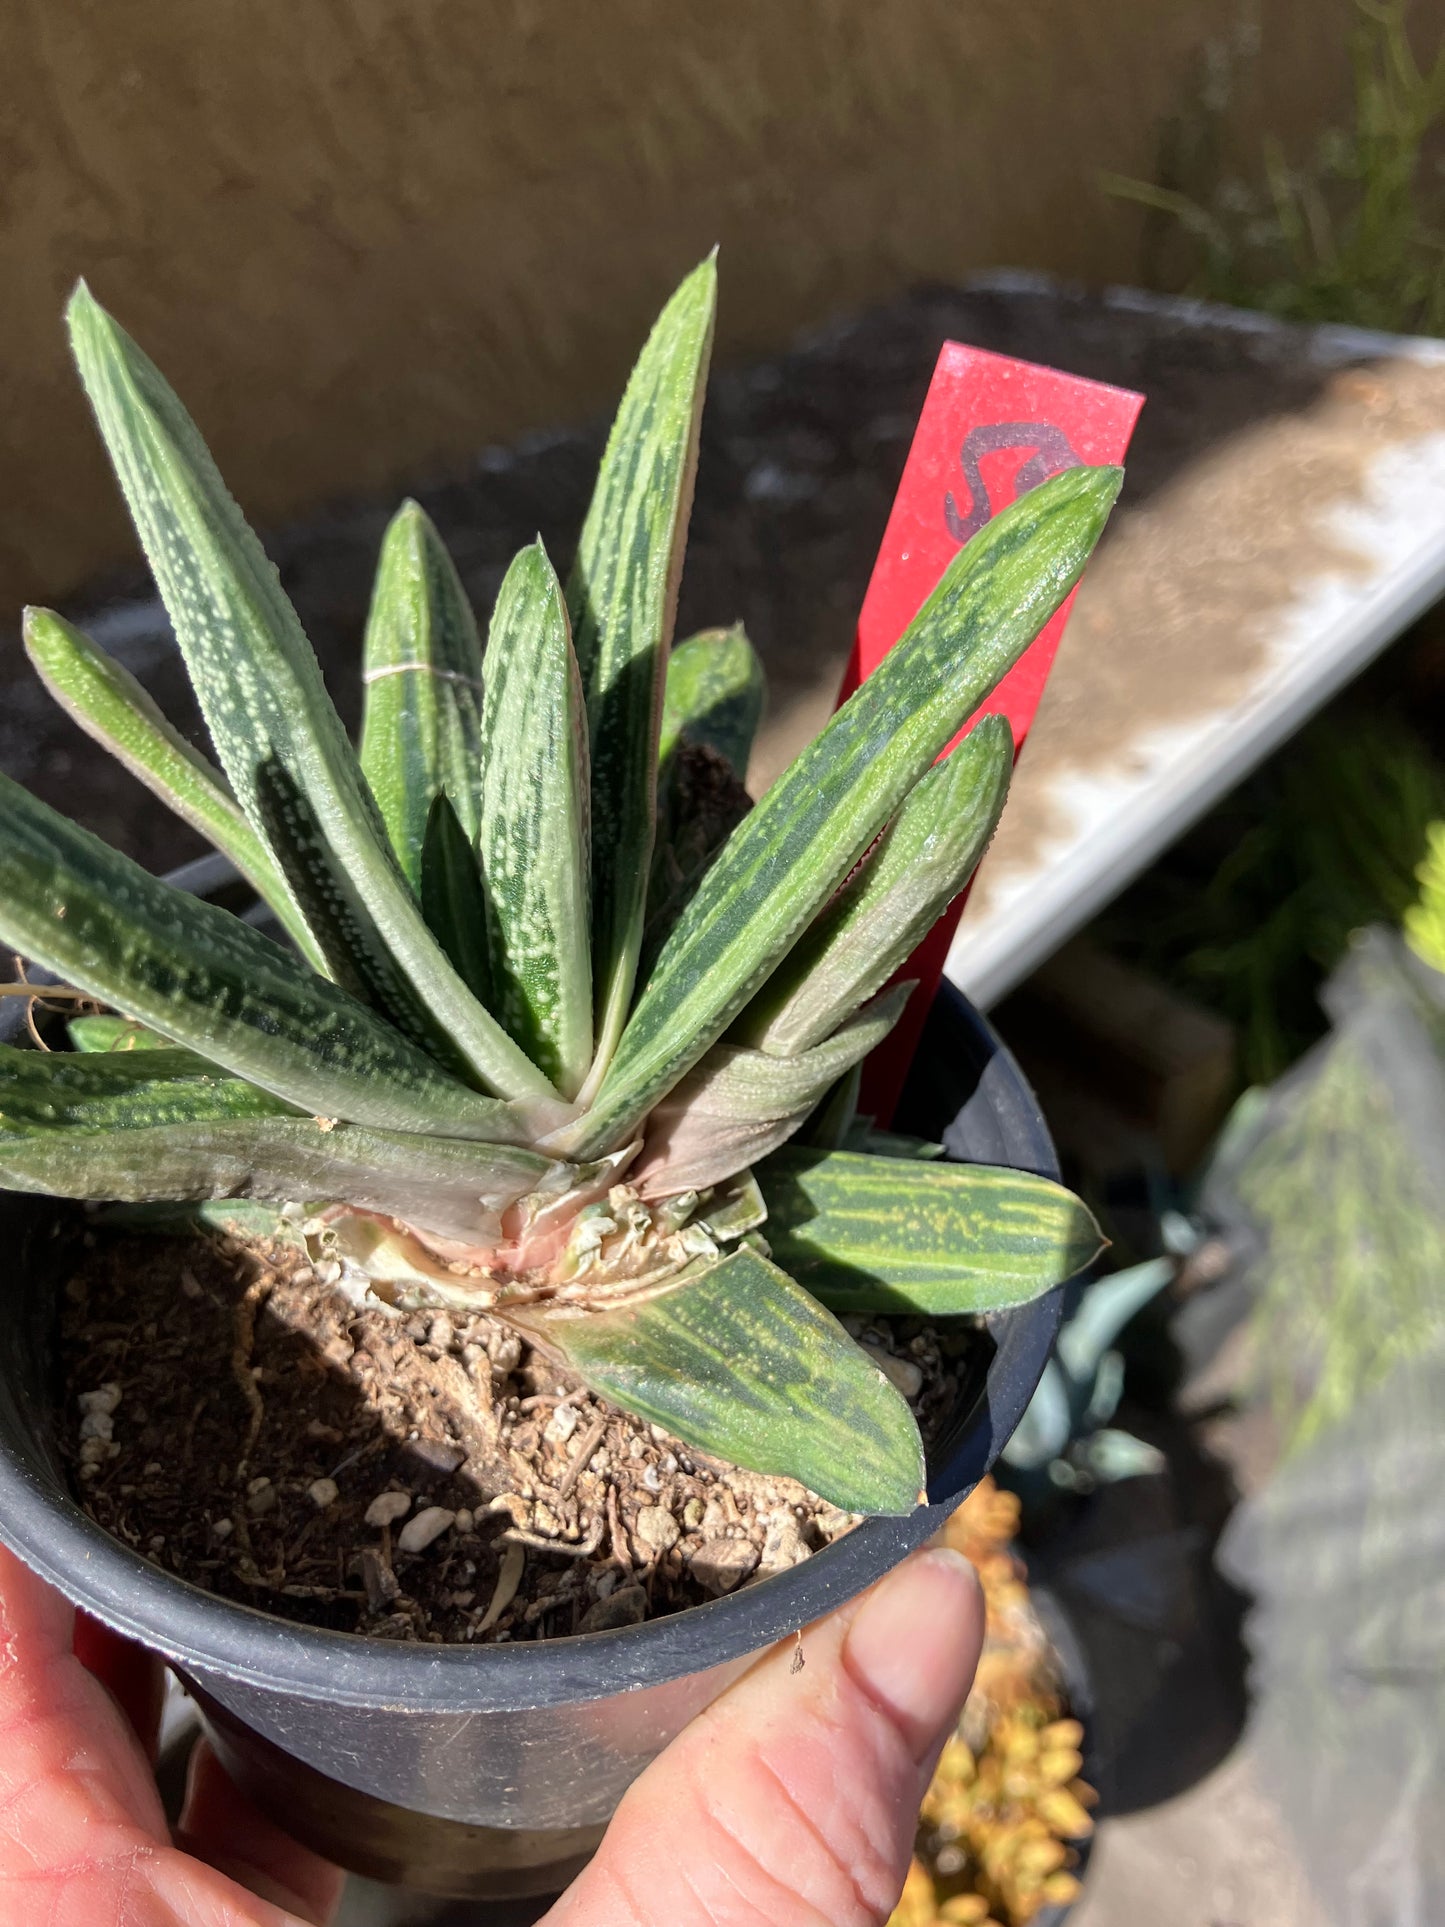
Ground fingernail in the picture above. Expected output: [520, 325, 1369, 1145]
[841, 1546, 982, 1763]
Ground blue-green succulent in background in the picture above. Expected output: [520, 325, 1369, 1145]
[1002, 1255, 1175, 1504]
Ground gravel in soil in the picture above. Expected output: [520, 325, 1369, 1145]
[61, 1228, 967, 1644]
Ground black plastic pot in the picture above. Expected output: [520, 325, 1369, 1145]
[0, 970, 1065, 1901]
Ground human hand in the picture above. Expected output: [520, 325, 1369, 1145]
[0, 1539, 981, 1926]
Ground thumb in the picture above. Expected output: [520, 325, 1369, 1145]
[543, 1544, 982, 1927]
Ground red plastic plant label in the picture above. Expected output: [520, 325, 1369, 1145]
[841, 341, 1143, 1122]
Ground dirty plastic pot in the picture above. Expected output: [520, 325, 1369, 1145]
[0, 963, 1066, 1901]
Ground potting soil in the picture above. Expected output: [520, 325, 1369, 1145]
[60, 1227, 967, 1644]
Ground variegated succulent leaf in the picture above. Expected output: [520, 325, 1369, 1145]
[658, 623, 765, 779]
[3, 264, 1125, 1519]
[359, 499, 485, 880]
[479, 540, 593, 1099]
[569, 256, 716, 1079]
[757, 1146, 1105, 1315]
[736, 712, 1014, 1055]
[22, 608, 323, 968]
[568, 463, 1121, 1159]
[513, 1244, 924, 1515]
[0, 1042, 558, 1241]
[67, 285, 553, 1103]
[629, 984, 910, 1197]
[0, 771, 551, 1141]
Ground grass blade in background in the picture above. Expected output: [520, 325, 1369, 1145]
[359, 501, 485, 880]
[0, 771, 540, 1141]
[568, 257, 716, 1075]
[22, 607, 323, 968]
[758, 1146, 1104, 1314]
[520, 1244, 924, 1513]
[658, 623, 765, 778]
[67, 286, 554, 1103]
[571, 464, 1121, 1157]
[421, 791, 493, 1005]
[736, 714, 1013, 1055]
[479, 542, 593, 1099]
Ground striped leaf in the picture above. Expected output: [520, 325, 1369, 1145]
[570, 464, 1122, 1158]
[519, 1245, 924, 1513]
[420, 791, 492, 1005]
[757, 1147, 1104, 1315]
[0, 770, 545, 1142]
[359, 501, 484, 881]
[569, 257, 716, 1074]
[67, 285, 553, 1103]
[0, 1044, 296, 1131]
[737, 714, 1013, 1055]
[658, 624, 765, 779]
[479, 541, 593, 1099]
[0, 1110, 557, 1243]
[22, 607, 323, 968]
[632, 985, 909, 1197]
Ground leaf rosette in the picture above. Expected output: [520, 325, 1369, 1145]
[0, 262, 1117, 1515]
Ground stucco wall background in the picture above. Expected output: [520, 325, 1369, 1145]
[0, 1, 1401, 621]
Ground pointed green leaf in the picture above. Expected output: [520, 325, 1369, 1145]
[421, 791, 492, 1005]
[572, 464, 1122, 1157]
[519, 1246, 923, 1514]
[22, 607, 324, 968]
[757, 1147, 1104, 1315]
[737, 714, 1013, 1055]
[359, 501, 485, 881]
[658, 624, 765, 779]
[0, 1043, 296, 1131]
[0, 1109, 557, 1244]
[569, 258, 716, 1073]
[0, 771, 546, 1142]
[479, 541, 593, 1099]
[66, 285, 553, 1102]
[632, 986, 909, 1197]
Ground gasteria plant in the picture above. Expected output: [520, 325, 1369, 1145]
[0, 260, 1118, 1517]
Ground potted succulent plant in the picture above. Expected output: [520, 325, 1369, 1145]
[0, 257, 1119, 1899]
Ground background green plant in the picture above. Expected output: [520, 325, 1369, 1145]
[1106, 0, 1445, 335]
[1095, 710, 1445, 1085]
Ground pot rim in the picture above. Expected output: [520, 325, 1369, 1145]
[0, 861, 1065, 1713]
[0, 1454, 982, 1709]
